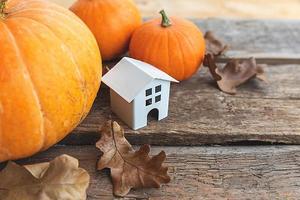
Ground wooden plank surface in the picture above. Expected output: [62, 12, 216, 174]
[60, 19, 300, 146]
[196, 19, 300, 64]
[2, 4, 299, 199]
[3, 145, 300, 199]
[64, 63, 300, 146]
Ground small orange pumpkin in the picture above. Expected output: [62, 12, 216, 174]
[70, 0, 142, 61]
[0, 0, 102, 162]
[130, 10, 206, 81]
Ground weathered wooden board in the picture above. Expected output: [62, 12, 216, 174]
[3, 145, 300, 199]
[196, 19, 300, 64]
[61, 19, 300, 146]
[64, 64, 300, 146]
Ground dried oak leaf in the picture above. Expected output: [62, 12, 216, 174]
[207, 57, 267, 94]
[204, 31, 228, 56]
[0, 154, 90, 200]
[96, 121, 170, 197]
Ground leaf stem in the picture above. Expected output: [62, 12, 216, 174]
[159, 10, 172, 28]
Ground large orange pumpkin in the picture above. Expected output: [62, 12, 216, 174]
[0, 0, 102, 162]
[70, 0, 142, 61]
[130, 10, 206, 81]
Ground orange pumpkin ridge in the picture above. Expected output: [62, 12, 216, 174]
[70, 0, 142, 61]
[0, 0, 102, 162]
[129, 10, 206, 81]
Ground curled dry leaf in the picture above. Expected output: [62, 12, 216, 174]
[0, 154, 90, 200]
[204, 31, 228, 77]
[96, 121, 170, 197]
[204, 53, 222, 81]
[203, 31, 267, 94]
[204, 31, 228, 56]
[207, 57, 267, 94]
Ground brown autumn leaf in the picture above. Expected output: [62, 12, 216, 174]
[204, 31, 229, 76]
[0, 154, 90, 200]
[204, 53, 222, 81]
[206, 57, 267, 94]
[96, 121, 170, 197]
[203, 31, 267, 94]
[204, 31, 228, 56]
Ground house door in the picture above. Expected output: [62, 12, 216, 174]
[147, 108, 159, 122]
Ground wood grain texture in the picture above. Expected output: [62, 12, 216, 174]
[61, 19, 300, 146]
[64, 64, 300, 146]
[195, 19, 300, 64]
[3, 145, 300, 199]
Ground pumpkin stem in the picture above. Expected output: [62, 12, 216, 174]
[0, 0, 7, 19]
[159, 10, 172, 28]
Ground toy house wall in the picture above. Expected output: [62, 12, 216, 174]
[132, 79, 171, 130]
[110, 90, 134, 128]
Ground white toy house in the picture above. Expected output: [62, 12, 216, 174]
[102, 57, 178, 130]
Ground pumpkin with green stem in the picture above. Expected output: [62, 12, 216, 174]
[130, 10, 206, 81]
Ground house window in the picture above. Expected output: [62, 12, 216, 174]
[155, 85, 161, 93]
[146, 98, 152, 106]
[155, 95, 161, 103]
[146, 88, 152, 96]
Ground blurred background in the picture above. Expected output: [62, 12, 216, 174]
[51, 0, 300, 19]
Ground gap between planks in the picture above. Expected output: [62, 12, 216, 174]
[217, 55, 300, 65]
[62, 19, 300, 145]
[63, 64, 300, 146]
[2, 145, 300, 200]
